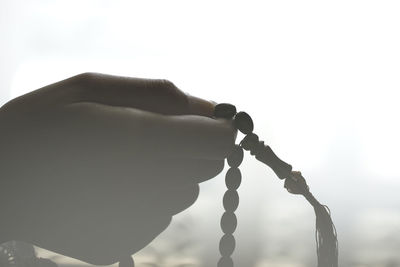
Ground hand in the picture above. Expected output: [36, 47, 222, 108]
[0, 73, 236, 265]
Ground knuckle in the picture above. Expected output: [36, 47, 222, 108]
[157, 79, 177, 90]
[69, 72, 102, 101]
[148, 79, 189, 112]
[151, 78, 179, 93]
[1, 98, 16, 112]
[72, 72, 100, 86]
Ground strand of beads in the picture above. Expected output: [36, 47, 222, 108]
[218, 144, 243, 267]
[214, 104, 253, 267]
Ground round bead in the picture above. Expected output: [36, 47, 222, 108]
[213, 103, 237, 119]
[219, 234, 236, 256]
[234, 111, 254, 134]
[225, 167, 241, 190]
[217, 256, 234, 267]
[223, 190, 239, 212]
[227, 145, 244, 167]
[119, 256, 134, 267]
[240, 133, 259, 151]
[220, 212, 237, 234]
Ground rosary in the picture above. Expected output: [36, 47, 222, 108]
[119, 103, 338, 267]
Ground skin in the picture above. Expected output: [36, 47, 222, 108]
[0, 73, 237, 265]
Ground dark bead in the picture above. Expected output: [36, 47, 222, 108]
[217, 256, 234, 267]
[220, 212, 237, 234]
[240, 133, 259, 151]
[260, 144, 293, 180]
[223, 190, 239, 212]
[213, 103, 237, 119]
[227, 145, 244, 167]
[119, 256, 134, 267]
[234, 111, 254, 134]
[250, 140, 264, 156]
[225, 167, 241, 190]
[219, 234, 236, 256]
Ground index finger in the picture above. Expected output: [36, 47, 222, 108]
[70, 73, 217, 117]
[63, 102, 237, 160]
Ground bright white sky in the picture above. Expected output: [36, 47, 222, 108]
[1, 1, 400, 266]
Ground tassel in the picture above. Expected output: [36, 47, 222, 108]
[285, 172, 338, 267]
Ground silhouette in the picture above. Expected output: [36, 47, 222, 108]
[0, 73, 236, 265]
[0, 73, 337, 267]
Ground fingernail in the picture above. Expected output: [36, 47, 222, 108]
[187, 95, 215, 117]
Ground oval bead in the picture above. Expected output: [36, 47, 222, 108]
[227, 145, 244, 168]
[217, 256, 234, 267]
[213, 103, 237, 119]
[223, 190, 239, 212]
[219, 234, 236, 256]
[240, 133, 259, 151]
[225, 167, 241, 190]
[220, 212, 237, 234]
[234, 111, 254, 134]
[119, 256, 134, 267]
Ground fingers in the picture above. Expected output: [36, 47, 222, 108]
[63, 102, 236, 159]
[46, 212, 172, 266]
[69, 72, 216, 117]
[48, 154, 224, 195]
[140, 157, 225, 187]
[158, 115, 236, 159]
[146, 184, 200, 216]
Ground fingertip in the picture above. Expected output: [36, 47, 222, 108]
[186, 94, 216, 117]
[217, 119, 238, 158]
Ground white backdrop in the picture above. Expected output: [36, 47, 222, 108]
[1, 1, 400, 266]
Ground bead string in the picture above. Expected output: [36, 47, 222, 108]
[217, 144, 243, 267]
[214, 104, 250, 267]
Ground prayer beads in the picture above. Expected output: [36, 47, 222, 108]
[214, 102, 293, 266]
[122, 102, 337, 267]
[213, 102, 337, 267]
[214, 107, 247, 267]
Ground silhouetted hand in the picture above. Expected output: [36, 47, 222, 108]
[0, 73, 236, 265]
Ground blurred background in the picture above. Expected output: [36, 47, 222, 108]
[1, 0, 399, 266]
